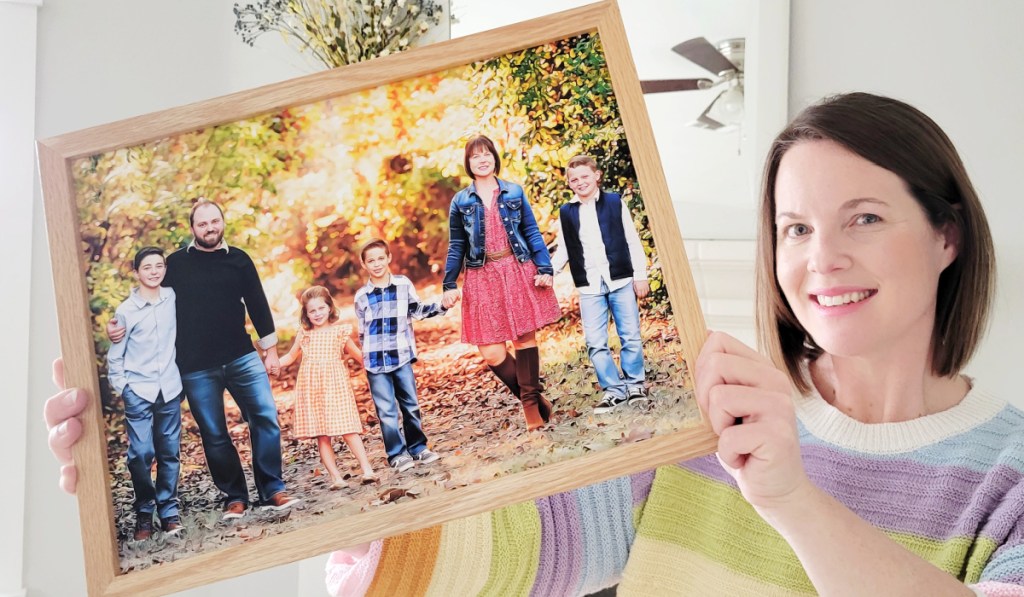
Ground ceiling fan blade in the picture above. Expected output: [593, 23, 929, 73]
[672, 37, 738, 76]
[693, 113, 725, 130]
[640, 78, 714, 94]
[690, 90, 727, 130]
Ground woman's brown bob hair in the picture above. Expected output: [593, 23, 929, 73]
[299, 285, 340, 330]
[756, 92, 995, 393]
[464, 135, 501, 179]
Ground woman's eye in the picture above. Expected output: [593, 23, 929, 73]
[783, 224, 810, 238]
[855, 213, 881, 225]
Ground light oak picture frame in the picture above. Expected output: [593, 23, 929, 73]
[37, 2, 715, 595]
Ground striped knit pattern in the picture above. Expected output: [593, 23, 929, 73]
[424, 512, 493, 597]
[326, 476, 647, 596]
[365, 526, 441, 597]
[480, 501, 542, 596]
[619, 389, 1024, 596]
[573, 476, 635, 595]
[531, 492, 583, 597]
[326, 388, 1024, 596]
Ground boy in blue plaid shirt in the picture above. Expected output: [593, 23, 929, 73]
[354, 239, 448, 472]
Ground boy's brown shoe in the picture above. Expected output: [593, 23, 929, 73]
[222, 500, 247, 521]
[133, 515, 154, 541]
[262, 491, 302, 512]
[161, 516, 185, 536]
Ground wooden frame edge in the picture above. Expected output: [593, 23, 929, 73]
[37, 141, 121, 596]
[596, 1, 708, 381]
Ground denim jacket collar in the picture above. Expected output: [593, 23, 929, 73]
[465, 178, 517, 202]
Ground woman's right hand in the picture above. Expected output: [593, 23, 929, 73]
[694, 332, 810, 515]
[442, 289, 461, 309]
[44, 358, 89, 494]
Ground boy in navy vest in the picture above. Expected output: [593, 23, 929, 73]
[551, 155, 650, 414]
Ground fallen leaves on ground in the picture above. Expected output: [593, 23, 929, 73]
[107, 285, 700, 573]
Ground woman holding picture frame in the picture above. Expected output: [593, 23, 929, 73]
[46, 93, 1024, 596]
[440, 134, 562, 432]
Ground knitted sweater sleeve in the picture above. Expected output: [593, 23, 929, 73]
[324, 471, 655, 597]
[619, 398, 1024, 597]
[968, 479, 1024, 596]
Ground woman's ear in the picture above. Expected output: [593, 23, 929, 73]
[939, 219, 960, 270]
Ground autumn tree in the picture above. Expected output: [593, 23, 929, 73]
[470, 33, 670, 309]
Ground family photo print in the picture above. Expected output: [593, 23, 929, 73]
[37, 2, 713, 595]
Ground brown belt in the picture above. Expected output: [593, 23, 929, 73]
[485, 248, 513, 263]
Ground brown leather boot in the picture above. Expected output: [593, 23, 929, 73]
[487, 352, 520, 398]
[514, 346, 552, 430]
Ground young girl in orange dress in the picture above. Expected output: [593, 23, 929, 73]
[279, 286, 377, 488]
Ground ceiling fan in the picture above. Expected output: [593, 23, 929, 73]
[640, 37, 745, 130]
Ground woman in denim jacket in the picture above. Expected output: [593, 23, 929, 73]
[441, 135, 561, 430]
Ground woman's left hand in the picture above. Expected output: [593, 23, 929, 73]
[533, 274, 553, 288]
[695, 331, 811, 515]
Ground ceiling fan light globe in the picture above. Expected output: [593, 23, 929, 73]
[707, 85, 744, 126]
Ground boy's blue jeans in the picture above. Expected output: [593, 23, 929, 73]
[366, 362, 428, 465]
[181, 351, 286, 504]
[579, 280, 646, 397]
[122, 387, 183, 519]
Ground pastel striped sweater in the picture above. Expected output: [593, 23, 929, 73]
[326, 388, 1024, 596]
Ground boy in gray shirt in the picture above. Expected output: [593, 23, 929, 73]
[107, 247, 184, 540]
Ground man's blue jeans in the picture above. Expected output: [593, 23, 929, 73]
[579, 281, 646, 397]
[180, 351, 285, 504]
[123, 387, 183, 519]
[366, 362, 428, 465]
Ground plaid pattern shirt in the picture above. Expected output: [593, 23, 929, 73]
[354, 275, 446, 374]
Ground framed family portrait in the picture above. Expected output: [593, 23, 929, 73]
[37, 1, 715, 594]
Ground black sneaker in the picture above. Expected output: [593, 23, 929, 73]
[133, 514, 154, 541]
[593, 392, 628, 415]
[627, 386, 650, 406]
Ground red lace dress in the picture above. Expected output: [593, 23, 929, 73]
[460, 188, 561, 345]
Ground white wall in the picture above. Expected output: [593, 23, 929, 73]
[788, 0, 1024, 407]
[2, 3, 40, 595]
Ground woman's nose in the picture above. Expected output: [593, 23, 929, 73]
[807, 232, 852, 274]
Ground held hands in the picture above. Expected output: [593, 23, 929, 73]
[442, 289, 461, 309]
[44, 358, 88, 494]
[264, 349, 281, 377]
[533, 274, 553, 288]
[695, 332, 811, 515]
[633, 279, 650, 300]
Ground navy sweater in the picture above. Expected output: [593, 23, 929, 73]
[164, 246, 276, 374]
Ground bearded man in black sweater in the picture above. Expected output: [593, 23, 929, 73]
[110, 200, 300, 519]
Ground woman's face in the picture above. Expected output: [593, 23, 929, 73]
[773, 140, 957, 360]
[468, 147, 496, 179]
